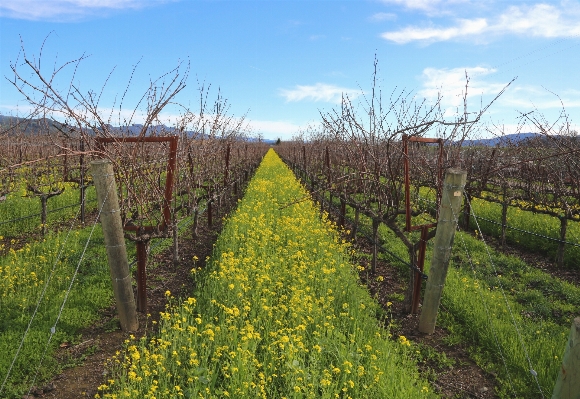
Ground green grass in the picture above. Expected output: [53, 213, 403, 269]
[0, 183, 97, 238]
[0, 225, 119, 398]
[98, 150, 435, 399]
[334, 197, 574, 398]
[468, 197, 580, 269]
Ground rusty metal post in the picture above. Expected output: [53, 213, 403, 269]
[411, 226, 429, 314]
[208, 199, 213, 227]
[339, 198, 346, 228]
[136, 240, 148, 313]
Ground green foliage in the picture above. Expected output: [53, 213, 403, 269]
[0, 226, 124, 398]
[469, 197, 580, 268]
[333, 190, 574, 398]
[0, 183, 97, 237]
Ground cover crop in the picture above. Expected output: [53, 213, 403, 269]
[99, 149, 433, 398]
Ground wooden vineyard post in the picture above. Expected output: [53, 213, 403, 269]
[552, 317, 580, 399]
[351, 206, 360, 241]
[418, 168, 466, 334]
[79, 137, 86, 224]
[95, 136, 178, 315]
[371, 219, 380, 273]
[556, 215, 568, 267]
[91, 159, 138, 332]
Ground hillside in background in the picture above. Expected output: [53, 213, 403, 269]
[460, 133, 539, 146]
[0, 115, 276, 143]
[460, 132, 579, 147]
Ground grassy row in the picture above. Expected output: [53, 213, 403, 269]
[414, 187, 580, 268]
[439, 233, 573, 398]
[0, 209, 204, 398]
[331, 196, 575, 398]
[98, 150, 433, 399]
[0, 225, 117, 398]
[468, 197, 580, 268]
[0, 183, 97, 238]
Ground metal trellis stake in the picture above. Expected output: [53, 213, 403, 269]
[403, 135, 444, 314]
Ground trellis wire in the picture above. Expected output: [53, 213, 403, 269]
[24, 175, 115, 396]
[419, 195, 580, 249]
[475, 215, 580, 249]
[465, 194, 546, 398]
[0, 198, 98, 226]
[0, 179, 107, 396]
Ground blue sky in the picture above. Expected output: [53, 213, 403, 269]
[1, 0, 579, 140]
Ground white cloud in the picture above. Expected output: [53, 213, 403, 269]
[279, 83, 362, 104]
[381, 2, 580, 44]
[379, 0, 471, 15]
[370, 12, 397, 22]
[494, 3, 580, 38]
[418, 66, 580, 120]
[418, 66, 508, 113]
[0, 0, 172, 21]
[382, 18, 487, 44]
[380, 0, 443, 12]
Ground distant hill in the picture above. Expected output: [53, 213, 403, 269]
[0, 114, 67, 136]
[0, 116, 271, 143]
[460, 133, 540, 147]
[460, 133, 579, 147]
